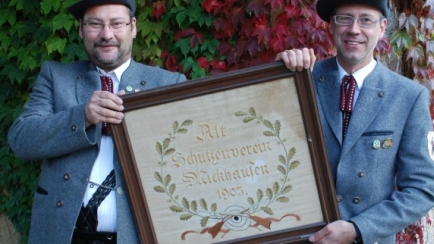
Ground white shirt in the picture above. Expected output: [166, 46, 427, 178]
[82, 59, 131, 232]
[336, 58, 377, 109]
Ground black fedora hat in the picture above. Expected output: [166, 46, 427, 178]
[316, 0, 390, 23]
[68, 0, 136, 20]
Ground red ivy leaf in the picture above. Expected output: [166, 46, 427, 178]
[265, 0, 285, 9]
[174, 30, 183, 41]
[213, 17, 237, 38]
[375, 37, 392, 56]
[163, 53, 178, 72]
[152, 1, 166, 20]
[230, 6, 246, 25]
[202, 0, 223, 14]
[251, 15, 271, 44]
[247, 0, 270, 17]
[197, 56, 210, 71]
[406, 44, 425, 64]
[284, 4, 301, 19]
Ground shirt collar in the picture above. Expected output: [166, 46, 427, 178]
[336, 58, 377, 90]
[95, 58, 131, 82]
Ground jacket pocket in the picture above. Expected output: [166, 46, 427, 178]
[36, 186, 48, 195]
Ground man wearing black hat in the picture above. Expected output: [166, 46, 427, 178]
[277, 0, 434, 243]
[8, 0, 186, 243]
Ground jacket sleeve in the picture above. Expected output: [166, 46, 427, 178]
[8, 61, 97, 161]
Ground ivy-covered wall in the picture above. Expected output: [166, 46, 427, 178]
[1, 0, 432, 243]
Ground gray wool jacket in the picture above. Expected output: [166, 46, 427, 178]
[8, 59, 186, 244]
[313, 57, 434, 244]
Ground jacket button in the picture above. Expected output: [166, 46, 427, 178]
[116, 187, 123, 195]
[77, 75, 83, 80]
[318, 76, 324, 82]
[353, 197, 360, 204]
[63, 174, 70, 180]
[336, 195, 343, 202]
[71, 125, 77, 131]
[378, 92, 384, 97]
[358, 171, 365, 177]
[140, 80, 146, 86]
[56, 200, 64, 207]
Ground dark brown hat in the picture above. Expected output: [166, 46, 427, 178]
[316, 0, 390, 23]
[68, 0, 136, 20]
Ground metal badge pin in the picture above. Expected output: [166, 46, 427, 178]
[373, 140, 381, 149]
[126, 86, 133, 92]
[117, 187, 124, 195]
[382, 138, 393, 149]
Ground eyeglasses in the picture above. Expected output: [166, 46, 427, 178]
[333, 15, 381, 28]
[82, 20, 131, 33]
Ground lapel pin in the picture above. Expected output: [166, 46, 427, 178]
[373, 140, 381, 149]
[382, 138, 393, 149]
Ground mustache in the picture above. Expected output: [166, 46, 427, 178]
[94, 41, 120, 47]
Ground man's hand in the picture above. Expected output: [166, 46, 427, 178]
[309, 220, 358, 244]
[275, 48, 316, 72]
[85, 90, 125, 128]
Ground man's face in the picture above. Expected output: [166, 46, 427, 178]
[330, 4, 387, 73]
[79, 4, 137, 72]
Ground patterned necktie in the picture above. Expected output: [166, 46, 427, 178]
[340, 75, 356, 138]
[100, 75, 114, 136]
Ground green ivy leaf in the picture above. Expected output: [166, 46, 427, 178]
[390, 30, 412, 50]
[45, 36, 67, 54]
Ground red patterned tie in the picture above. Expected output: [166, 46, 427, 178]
[100, 75, 113, 136]
[340, 75, 356, 138]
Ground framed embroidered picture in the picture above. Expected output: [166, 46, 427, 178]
[111, 62, 340, 244]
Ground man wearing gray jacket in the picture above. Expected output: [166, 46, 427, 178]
[277, 0, 434, 243]
[8, 0, 185, 243]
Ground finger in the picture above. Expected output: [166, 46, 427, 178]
[97, 106, 124, 124]
[309, 48, 316, 72]
[308, 225, 330, 243]
[301, 48, 312, 70]
[85, 91, 124, 126]
[293, 49, 304, 72]
[116, 90, 126, 96]
[98, 93, 124, 112]
[100, 91, 123, 106]
[275, 52, 283, 61]
[284, 50, 298, 72]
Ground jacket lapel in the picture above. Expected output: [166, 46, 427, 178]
[315, 58, 344, 145]
[340, 64, 387, 158]
[76, 61, 101, 105]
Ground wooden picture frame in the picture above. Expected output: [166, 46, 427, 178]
[111, 62, 340, 244]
